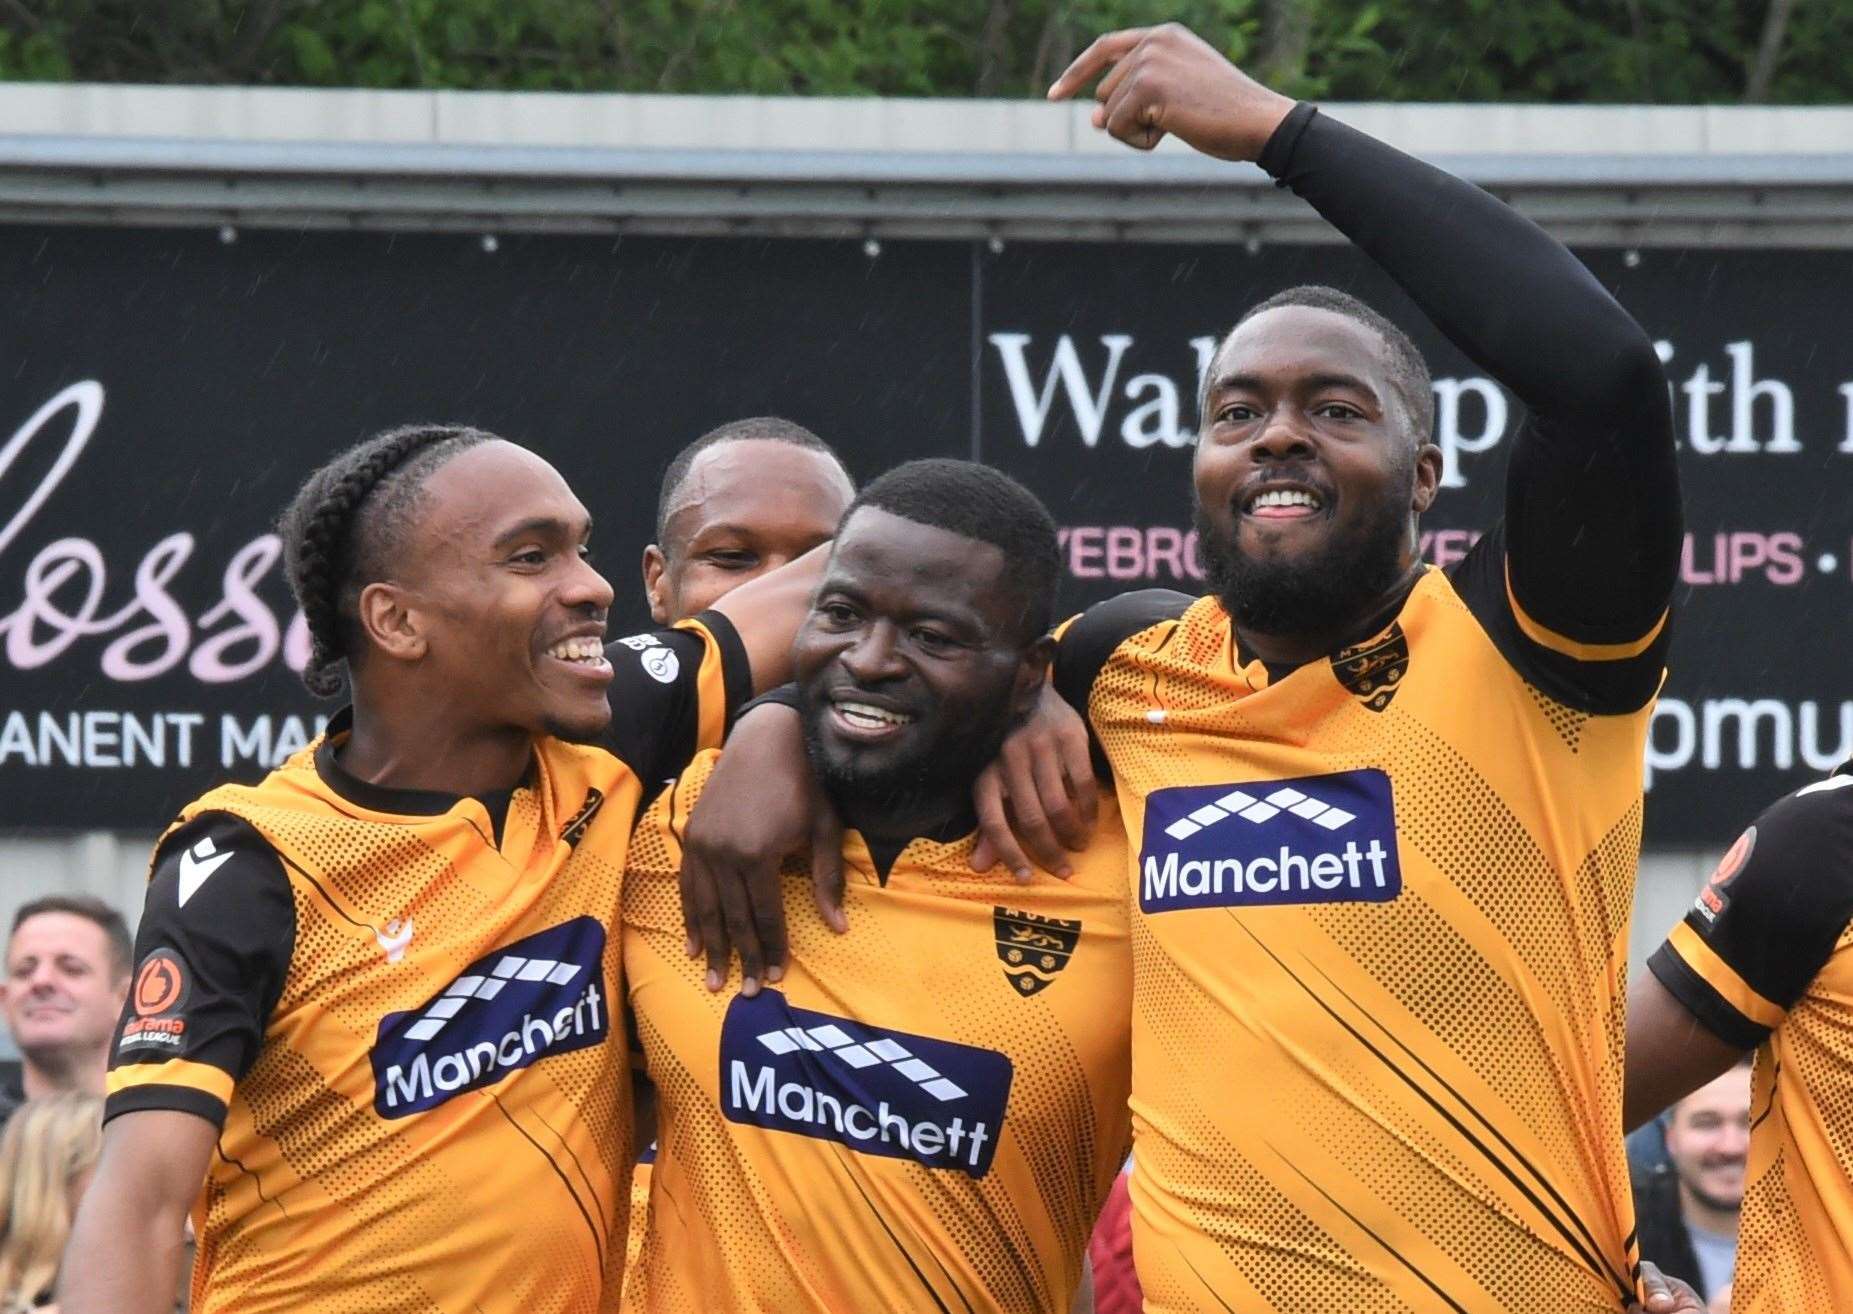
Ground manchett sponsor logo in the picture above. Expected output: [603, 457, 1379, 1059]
[719, 991, 1012, 1177]
[371, 917, 608, 1117]
[1140, 769, 1403, 912]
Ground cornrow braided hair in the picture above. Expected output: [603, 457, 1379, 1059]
[278, 423, 494, 697]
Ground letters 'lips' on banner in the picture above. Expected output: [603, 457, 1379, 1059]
[1139, 769, 1404, 914]
[719, 990, 1013, 1177]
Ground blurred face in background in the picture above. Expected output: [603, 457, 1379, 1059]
[1664, 1064, 1753, 1215]
[2, 914, 127, 1073]
[645, 439, 853, 624]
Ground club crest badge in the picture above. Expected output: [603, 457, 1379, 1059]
[1332, 622, 1408, 712]
[993, 908, 1081, 997]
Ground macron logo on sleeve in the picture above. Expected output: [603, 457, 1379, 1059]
[177, 837, 234, 907]
[1140, 769, 1403, 913]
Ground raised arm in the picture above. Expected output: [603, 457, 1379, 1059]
[1051, 24, 1679, 671]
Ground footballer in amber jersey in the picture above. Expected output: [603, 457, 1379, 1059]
[1057, 569, 1662, 1313]
[105, 615, 747, 1314]
[622, 748, 1131, 1314]
[1026, 30, 1680, 1312]
[1643, 774, 1853, 1313]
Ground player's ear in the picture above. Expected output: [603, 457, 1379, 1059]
[642, 545, 671, 626]
[1010, 635, 1056, 720]
[1412, 442, 1442, 514]
[358, 581, 426, 664]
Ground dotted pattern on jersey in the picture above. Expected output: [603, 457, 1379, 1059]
[629, 806, 926, 1313]
[623, 758, 1129, 1314]
[1099, 585, 1639, 1310]
[1732, 925, 1853, 1314]
[905, 835, 1104, 1308]
[1582, 806, 1644, 1126]
[176, 741, 633, 1314]
[1527, 683, 1588, 752]
[1300, 1039, 1620, 1314]
[1133, 899, 1612, 1314]
[1354, 709, 1631, 1182]
[1130, 918, 1411, 1314]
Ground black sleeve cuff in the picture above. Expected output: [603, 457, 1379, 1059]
[691, 608, 755, 729]
[104, 1083, 228, 1130]
[1258, 101, 1319, 183]
[1646, 942, 1770, 1053]
[734, 683, 801, 722]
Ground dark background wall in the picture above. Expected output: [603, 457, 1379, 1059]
[2, 227, 1845, 840]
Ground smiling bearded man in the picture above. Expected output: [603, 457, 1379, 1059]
[621, 460, 1132, 1314]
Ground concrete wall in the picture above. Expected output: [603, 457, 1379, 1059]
[5, 83, 1853, 158]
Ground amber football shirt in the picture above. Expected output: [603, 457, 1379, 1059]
[105, 615, 748, 1314]
[622, 748, 1132, 1314]
[1647, 773, 1853, 1314]
[1056, 540, 1667, 1313]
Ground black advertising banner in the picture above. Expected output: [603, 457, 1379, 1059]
[2, 226, 1847, 842]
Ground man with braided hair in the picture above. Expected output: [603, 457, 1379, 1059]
[63, 423, 820, 1314]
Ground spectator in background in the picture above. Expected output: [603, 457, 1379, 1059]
[1634, 1060, 1752, 1309]
[0, 901, 131, 1123]
[0, 1092, 104, 1313]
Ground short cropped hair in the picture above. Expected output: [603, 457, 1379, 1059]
[9, 896, 132, 981]
[843, 459, 1060, 645]
[1209, 285, 1435, 446]
[655, 418, 847, 542]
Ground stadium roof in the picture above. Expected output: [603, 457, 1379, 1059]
[2, 85, 1850, 246]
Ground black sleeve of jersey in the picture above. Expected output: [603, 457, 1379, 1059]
[1449, 524, 1671, 714]
[735, 682, 802, 719]
[1261, 105, 1680, 670]
[1053, 589, 1195, 716]
[601, 609, 753, 791]
[106, 813, 295, 1127]
[1053, 589, 1194, 776]
[1647, 780, 1853, 1049]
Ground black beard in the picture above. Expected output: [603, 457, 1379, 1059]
[1195, 494, 1412, 638]
[800, 682, 1017, 832]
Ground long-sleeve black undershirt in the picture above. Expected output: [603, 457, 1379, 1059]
[1058, 109, 1682, 720]
[1261, 104, 1681, 707]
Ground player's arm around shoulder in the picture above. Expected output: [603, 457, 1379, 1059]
[1626, 776, 1853, 1128]
[702, 542, 829, 695]
[971, 590, 1191, 881]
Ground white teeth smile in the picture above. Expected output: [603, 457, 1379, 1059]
[547, 636, 607, 663]
[835, 700, 915, 729]
[1248, 488, 1323, 511]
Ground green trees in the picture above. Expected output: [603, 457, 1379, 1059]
[2, 0, 1846, 103]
